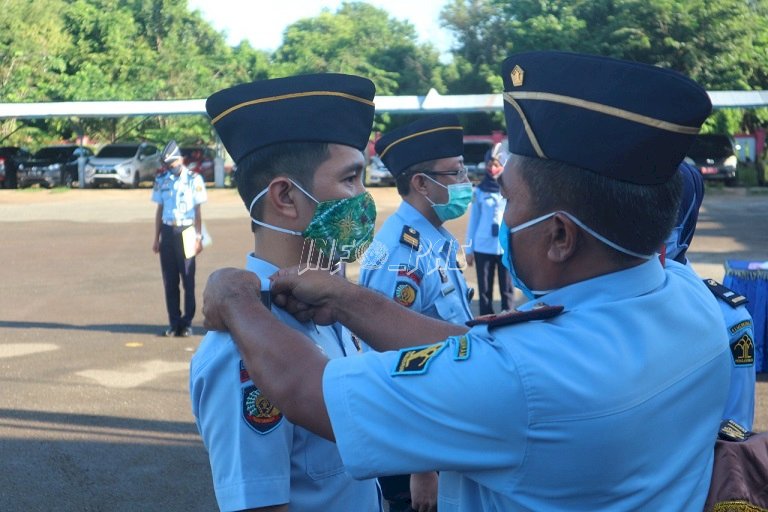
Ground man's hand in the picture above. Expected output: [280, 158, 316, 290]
[269, 266, 351, 325]
[203, 268, 262, 331]
[152, 239, 160, 254]
[409, 471, 438, 512]
[465, 252, 474, 267]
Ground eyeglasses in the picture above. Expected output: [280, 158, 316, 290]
[420, 167, 469, 181]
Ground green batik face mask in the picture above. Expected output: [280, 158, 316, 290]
[248, 179, 377, 263]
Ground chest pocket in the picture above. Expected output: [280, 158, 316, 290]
[304, 435, 346, 479]
[434, 289, 467, 324]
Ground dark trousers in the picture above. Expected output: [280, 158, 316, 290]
[474, 252, 515, 315]
[159, 224, 196, 330]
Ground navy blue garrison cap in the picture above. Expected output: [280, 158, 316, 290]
[501, 51, 712, 185]
[375, 114, 464, 177]
[206, 73, 376, 164]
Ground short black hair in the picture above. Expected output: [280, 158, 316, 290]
[514, 154, 682, 259]
[236, 142, 331, 224]
[395, 158, 441, 196]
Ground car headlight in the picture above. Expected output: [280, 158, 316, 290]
[118, 166, 131, 177]
[724, 155, 738, 169]
[48, 163, 61, 172]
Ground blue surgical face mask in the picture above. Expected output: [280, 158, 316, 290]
[421, 174, 473, 222]
[499, 211, 656, 300]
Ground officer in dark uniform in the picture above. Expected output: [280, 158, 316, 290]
[152, 140, 207, 337]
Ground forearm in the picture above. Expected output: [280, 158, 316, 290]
[194, 205, 202, 235]
[154, 206, 162, 240]
[225, 293, 334, 440]
[334, 282, 468, 351]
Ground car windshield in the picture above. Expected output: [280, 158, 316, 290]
[34, 147, 70, 159]
[97, 145, 138, 158]
[688, 136, 734, 159]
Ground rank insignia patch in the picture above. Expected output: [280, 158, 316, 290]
[466, 304, 564, 329]
[704, 279, 748, 308]
[392, 342, 445, 375]
[399, 226, 420, 250]
[396, 264, 423, 285]
[731, 333, 755, 366]
[242, 385, 283, 434]
[394, 281, 417, 307]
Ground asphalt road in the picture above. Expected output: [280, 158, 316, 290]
[0, 184, 766, 511]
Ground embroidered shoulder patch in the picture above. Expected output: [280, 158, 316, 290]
[394, 281, 417, 307]
[242, 385, 283, 434]
[729, 320, 752, 335]
[703, 279, 748, 308]
[466, 305, 564, 329]
[392, 342, 445, 376]
[399, 226, 420, 250]
[731, 332, 755, 366]
[396, 264, 423, 285]
[453, 335, 470, 361]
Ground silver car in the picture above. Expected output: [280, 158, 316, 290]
[85, 142, 162, 188]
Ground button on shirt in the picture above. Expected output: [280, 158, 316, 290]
[465, 188, 505, 255]
[152, 167, 207, 225]
[189, 255, 381, 512]
[360, 201, 472, 324]
[323, 259, 731, 511]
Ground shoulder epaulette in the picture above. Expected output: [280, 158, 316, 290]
[399, 225, 420, 250]
[466, 304, 564, 329]
[703, 279, 748, 309]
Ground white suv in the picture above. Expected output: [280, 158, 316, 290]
[85, 142, 162, 188]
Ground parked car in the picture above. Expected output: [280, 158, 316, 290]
[180, 145, 223, 182]
[17, 145, 94, 188]
[85, 142, 162, 188]
[0, 146, 33, 189]
[686, 134, 739, 185]
[364, 155, 394, 186]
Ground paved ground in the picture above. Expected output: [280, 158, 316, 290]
[0, 184, 766, 511]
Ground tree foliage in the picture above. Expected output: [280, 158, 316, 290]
[0, 0, 767, 147]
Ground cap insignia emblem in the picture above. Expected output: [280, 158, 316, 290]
[511, 65, 524, 87]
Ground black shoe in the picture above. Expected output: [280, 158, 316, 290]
[161, 327, 176, 337]
[176, 327, 193, 337]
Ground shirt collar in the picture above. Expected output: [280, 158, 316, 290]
[518, 258, 666, 312]
[245, 254, 279, 291]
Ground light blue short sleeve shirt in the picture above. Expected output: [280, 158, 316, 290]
[190, 255, 381, 512]
[324, 259, 731, 511]
[152, 167, 207, 225]
[359, 201, 472, 324]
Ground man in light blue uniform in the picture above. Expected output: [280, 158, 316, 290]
[190, 74, 381, 511]
[360, 114, 473, 511]
[664, 161, 756, 430]
[201, 52, 731, 511]
[152, 140, 207, 337]
[361, 114, 473, 326]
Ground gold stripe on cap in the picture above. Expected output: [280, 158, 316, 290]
[502, 94, 547, 159]
[378, 125, 463, 159]
[504, 91, 701, 134]
[211, 91, 375, 124]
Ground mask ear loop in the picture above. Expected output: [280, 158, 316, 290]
[247, 179, 318, 236]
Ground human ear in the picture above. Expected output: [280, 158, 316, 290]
[547, 213, 579, 262]
[267, 178, 300, 220]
